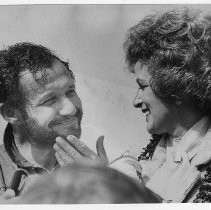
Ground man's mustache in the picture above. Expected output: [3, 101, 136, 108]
[48, 110, 83, 127]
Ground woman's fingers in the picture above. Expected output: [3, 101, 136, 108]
[66, 135, 98, 159]
[54, 137, 83, 160]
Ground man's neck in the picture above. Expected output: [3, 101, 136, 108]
[14, 133, 57, 172]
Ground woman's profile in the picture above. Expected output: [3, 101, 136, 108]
[117, 7, 211, 203]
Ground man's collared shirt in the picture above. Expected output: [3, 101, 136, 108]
[0, 123, 45, 195]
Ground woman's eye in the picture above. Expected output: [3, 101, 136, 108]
[139, 84, 148, 90]
[66, 89, 76, 97]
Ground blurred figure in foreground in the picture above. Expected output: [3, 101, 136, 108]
[15, 163, 161, 204]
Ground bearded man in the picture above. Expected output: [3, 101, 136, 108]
[0, 42, 107, 198]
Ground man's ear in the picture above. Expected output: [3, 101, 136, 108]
[0, 103, 20, 124]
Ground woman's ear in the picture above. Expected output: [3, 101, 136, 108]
[0, 103, 20, 124]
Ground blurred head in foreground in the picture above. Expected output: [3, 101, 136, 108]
[17, 163, 160, 204]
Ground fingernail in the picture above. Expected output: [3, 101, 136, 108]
[5, 189, 15, 197]
[56, 137, 62, 143]
[98, 136, 104, 142]
[122, 150, 130, 157]
[67, 135, 75, 140]
[53, 144, 58, 150]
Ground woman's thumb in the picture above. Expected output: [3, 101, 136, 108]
[96, 136, 108, 165]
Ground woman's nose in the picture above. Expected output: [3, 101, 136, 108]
[59, 97, 77, 116]
[133, 89, 143, 108]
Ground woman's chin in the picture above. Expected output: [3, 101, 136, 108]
[147, 125, 160, 135]
[147, 126, 154, 134]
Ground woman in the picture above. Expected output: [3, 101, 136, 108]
[122, 7, 211, 203]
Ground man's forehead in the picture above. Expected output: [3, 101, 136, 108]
[19, 61, 74, 96]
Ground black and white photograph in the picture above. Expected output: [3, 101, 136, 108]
[0, 2, 210, 206]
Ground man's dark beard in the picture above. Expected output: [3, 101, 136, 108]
[19, 117, 82, 147]
[17, 104, 83, 146]
[19, 118, 58, 147]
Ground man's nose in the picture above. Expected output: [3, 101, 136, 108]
[133, 89, 143, 108]
[59, 97, 77, 116]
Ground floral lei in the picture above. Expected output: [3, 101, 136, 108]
[137, 134, 211, 203]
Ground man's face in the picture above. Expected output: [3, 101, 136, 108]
[18, 60, 83, 147]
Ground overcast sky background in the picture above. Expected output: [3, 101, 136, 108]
[0, 4, 211, 160]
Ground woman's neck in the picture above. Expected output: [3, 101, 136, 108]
[167, 109, 204, 139]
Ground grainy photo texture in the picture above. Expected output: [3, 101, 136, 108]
[0, 4, 210, 204]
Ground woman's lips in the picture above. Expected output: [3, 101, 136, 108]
[141, 108, 151, 122]
[146, 113, 150, 122]
[142, 108, 150, 115]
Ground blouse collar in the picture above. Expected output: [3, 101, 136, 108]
[173, 116, 210, 164]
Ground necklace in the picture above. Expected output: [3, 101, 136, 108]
[137, 134, 211, 203]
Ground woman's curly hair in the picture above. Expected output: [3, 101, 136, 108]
[124, 7, 211, 115]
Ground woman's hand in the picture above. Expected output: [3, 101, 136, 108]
[109, 152, 142, 181]
[53, 135, 108, 167]
[0, 188, 16, 203]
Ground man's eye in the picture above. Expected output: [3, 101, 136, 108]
[41, 97, 57, 106]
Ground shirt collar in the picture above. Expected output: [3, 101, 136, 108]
[3, 123, 46, 175]
[174, 116, 210, 164]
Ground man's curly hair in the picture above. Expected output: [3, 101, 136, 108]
[0, 42, 74, 105]
[124, 8, 211, 115]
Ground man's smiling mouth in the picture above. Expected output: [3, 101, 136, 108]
[50, 117, 79, 127]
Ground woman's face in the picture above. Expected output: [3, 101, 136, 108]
[133, 63, 177, 135]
